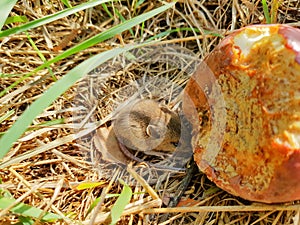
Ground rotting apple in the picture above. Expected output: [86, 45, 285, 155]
[183, 24, 300, 203]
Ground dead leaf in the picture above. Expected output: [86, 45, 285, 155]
[176, 198, 200, 207]
[93, 126, 128, 164]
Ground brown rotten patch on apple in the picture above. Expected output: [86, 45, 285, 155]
[183, 24, 300, 203]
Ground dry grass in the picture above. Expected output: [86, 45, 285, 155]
[1, 0, 300, 224]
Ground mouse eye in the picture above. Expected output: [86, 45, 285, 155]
[171, 142, 179, 147]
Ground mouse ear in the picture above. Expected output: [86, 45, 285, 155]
[159, 104, 172, 114]
[146, 124, 162, 139]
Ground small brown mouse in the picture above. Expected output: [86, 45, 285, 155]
[113, 99, 181, 161]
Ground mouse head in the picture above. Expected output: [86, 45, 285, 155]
[113, 99, 181, 153]
[147, 108, 181, 153]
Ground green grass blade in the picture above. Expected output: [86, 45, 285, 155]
[26, 32, 55, 79]
[262, 0, 271, 24]
[0, 41, 156, 158]
[0, 2, 175, 97]
[101, 3, 114, 18]
[114, 8, 134, 36]
[0, 0, 18, 31]
[0, 196, 62, 222]
[18, 216, 35, 225]
[35, 119, 65, 127]
[0, 110, 14, 124]
[0, 2, 174, 157]
[86, 197, 101, 216]
[76, 182, 106, 190]
[0, 73, 22, 78]
[270, 0, 282, 23]
[0, 0, 110, 37]
[5, 16, 28, 25]
[61, 0, 73, 9]
[110, 183, 132, 225]
[135, 0, 146, 9]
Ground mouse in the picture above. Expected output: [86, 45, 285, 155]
[113, 99, 181, 161]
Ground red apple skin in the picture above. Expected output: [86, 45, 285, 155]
[183, 24, 300, 203]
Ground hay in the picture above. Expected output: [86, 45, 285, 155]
[1, 0, 300, 224]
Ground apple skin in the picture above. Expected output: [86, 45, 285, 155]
[183, 24, 300, 203]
